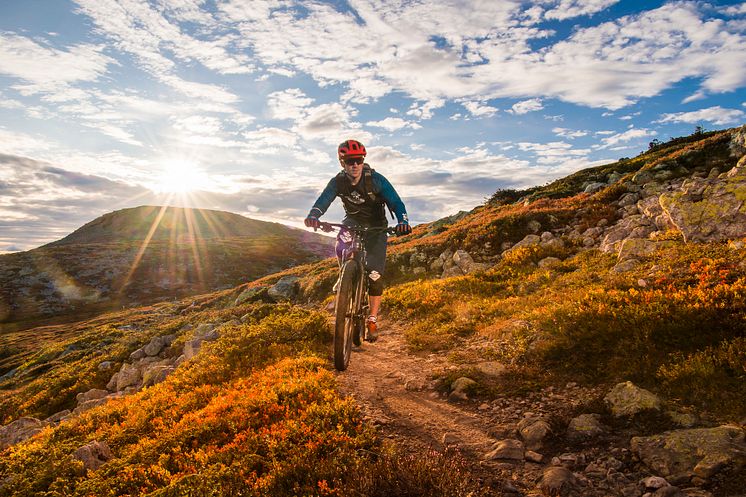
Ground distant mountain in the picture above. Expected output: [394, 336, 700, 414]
[0, 206, 334, 330]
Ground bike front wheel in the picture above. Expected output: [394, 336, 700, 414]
[334, 260, 358, 371]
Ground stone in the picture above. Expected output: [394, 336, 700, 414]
[541, 238, 565, 251]
[143, 336, 166, 356]
[641, 476, 671, 490]
[106, 372, 119, 391]
[45, 410, 71, 424]
[611, 258, 641, 273]
[538, 257, 562, 269]
[97, 361, 113, 371]
[268, 276, 301, 301]
[527, 220, 542, 233]
[630, 425, 746, 480]
[485, 439, 525, 461]
[518, 417, 552, 450]
[72, 440, 113, 471]
[539, 466, 578, 496]
[667, 410, 699, 428]
[525, 450, 543, 463]
[452, 250, 474, 270]
[449, 377, 477, 401]
[183, 339, 203, 360]
[605, 381, 662, 417]
[441, 266, 464, 278]
[73, 398, 108, 415]
[0, 417, 46, 450]
[567, 413, 605, 440]
[234, 286, 269, 306]
[116, 363, 142, 391]
[512, 234, 542, 249]
[584, 182, 606, 193]
[142, 365, 174, 387]
[76, 388, 109, 405]
[475, 361, 506, 377]
[129, 348, 146, 361]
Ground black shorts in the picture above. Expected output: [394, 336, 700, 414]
[335, 218, 387, 296]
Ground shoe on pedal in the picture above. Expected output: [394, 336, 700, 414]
[365, 315, 378, 342]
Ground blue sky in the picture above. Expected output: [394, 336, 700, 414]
[1, 0, 745, 252]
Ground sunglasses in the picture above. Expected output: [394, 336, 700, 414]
[342, 157, 364, 166]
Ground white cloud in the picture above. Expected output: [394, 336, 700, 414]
[267, 89, 315, 120]
[656, 106, 746, 126]
[462, 101, 498, 118]
[597, 128, 655, 148]
[553, 127, 588, 139]
[509, 98, 544, 115]
[366, 117, 421, 132]
[722, 4, 746, 16]
[544, 0, 620, 21]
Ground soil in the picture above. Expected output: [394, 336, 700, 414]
[337, 321, 608, 495]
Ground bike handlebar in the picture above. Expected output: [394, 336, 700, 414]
[316, 222, 396, 235]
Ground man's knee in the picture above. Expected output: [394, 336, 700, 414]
[368, 270, 384, 296]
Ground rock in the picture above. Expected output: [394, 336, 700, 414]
[45, 410, 71, 424]
[97, 361, 114, 371]
[512, 234, 542, 249]
[129, 348, 146, 361]
[525, 450, 544, 463]
[453, 250, 474, 270]
[412, 267, 426, 275]
[183, 339, 203, 360]
[485, 439, 525, 461]
[584, 182, 606, 193]
[76, 389, 109, 405]
[116, 363, 142, 391]
[73, 398, 108, 415]
[449, 377, 477, 401]
[268, 276, 300, 301]
[527, 220, 542, 233]
[475, 361, 506, 377]
[106, 372, 119, 391]
[617, 238, 665, 261]
[142, 365, 174, 387]
[441, 266, 464, 278]
[567, 413, 605, 440]
[539, 466, 578, 496]
[611, 258, 641, 273]
[651, 486, 687, 497]
[194, 323, 215, 337]
[642, 476, 671, 490]
[660, 163, 746, 242]
[541, 238, 565, 251]
[0, 417, 46, 450]
[72, 440, 113, 471]
[667, 410, 699, 428]
[618, 192, 640, 207]
[143, 336, 166, 356]
[631, 425, 746, 480]
[604, 381, 662, 417]
[234, 286, 269, 306]
[538, 257, 562, 268]
[518, 417, 552, 450]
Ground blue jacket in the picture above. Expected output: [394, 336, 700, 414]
[309, 166, 408, 227]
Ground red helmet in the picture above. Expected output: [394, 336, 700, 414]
[338, 139, 366, 159]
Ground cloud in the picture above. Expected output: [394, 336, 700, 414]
[656, 106, 746, 125]
[366, 117, 421, 132]
[543, 0, 620, 21]
[597, 128, 655, 148]
[462, 101, 498, 118]
[553, 127, 588, 139]
[509, 98, 544, 115]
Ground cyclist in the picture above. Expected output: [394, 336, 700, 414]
[304, 139, 411, 341]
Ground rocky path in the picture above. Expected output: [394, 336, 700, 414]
[336, 321, 746, 497]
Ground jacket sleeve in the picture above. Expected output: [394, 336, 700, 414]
[308, 177, 338, 218]
[373, 172, 409, 224]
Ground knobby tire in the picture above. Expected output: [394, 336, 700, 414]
[334, 261, 358, 371]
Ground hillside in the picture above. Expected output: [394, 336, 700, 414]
[1, 127, 745, 496]
[0, 206, 334, 331]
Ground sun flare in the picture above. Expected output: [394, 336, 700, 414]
[153, 160, 209, 194]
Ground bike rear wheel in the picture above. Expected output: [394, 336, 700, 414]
[334, 261, 358, 371]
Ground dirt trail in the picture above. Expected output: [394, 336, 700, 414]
[336, 323, 540, 492]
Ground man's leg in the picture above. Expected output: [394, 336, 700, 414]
[364, 230, 387, 341]
[369, 295, 381, 317]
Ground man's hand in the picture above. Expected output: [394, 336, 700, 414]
[304, 216, 321, 229]
[395, 222, 412, 236]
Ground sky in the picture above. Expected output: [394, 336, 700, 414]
[1, 0, 746, 253]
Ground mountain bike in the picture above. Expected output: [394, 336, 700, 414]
[317, 222, 396, 371]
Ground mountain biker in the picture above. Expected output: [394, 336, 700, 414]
[304, 139, 411, 342]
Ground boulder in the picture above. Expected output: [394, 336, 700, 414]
[106, 372, 119, 391]
[73, 398, 108, 415]
[0, 417, 46, 450]
[631, 425, 746, 480]
[194, 323, 215, 336]
[142, 365, 174, 387]
[129, 348, 146, 361]
[72, 440, 113, 472]
[97, 361, 113, 371]
[45, 410, 71, 424]
[604, 381, 662, 417]
[611, 258, 641, 273]
[584, 182, 606, 193]
[441, 266, 464, 279]
[234, 286, 269, 306]
[512, 234, 542, 249]
[76, 389, 109, 405]
[539, 466, 578, 496]
[527, 220, 542, 233]
[567, 413, 605, 440]
[538, 257, 562, 269]
[485, 439, 525, 461]
[659, 165, 746, 242]
[518, 417, 552, 450]
[449, 377, 477, 401]
[116, 363, 142, 391]
[541, 238, 565, 251]
[143, 336, 166, 356]
[268, 276, 300, 301]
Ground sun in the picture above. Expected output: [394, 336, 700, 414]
[152, 159, 209, 194]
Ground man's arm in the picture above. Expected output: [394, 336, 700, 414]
[308, 177, 338, 219]
[374, 172, 408, 224]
